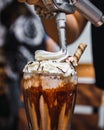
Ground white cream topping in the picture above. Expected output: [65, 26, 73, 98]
[23, 50, 76, 77]
[35, 49, 68, 61]
[23, 43, 87, 77]
[23, 60, 76, 77]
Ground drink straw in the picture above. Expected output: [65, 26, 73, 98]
[73, 43, 87, 66]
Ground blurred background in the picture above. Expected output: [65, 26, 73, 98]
[0, 0, 104, 130]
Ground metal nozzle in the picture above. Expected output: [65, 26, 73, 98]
[56, 12, 67, 52]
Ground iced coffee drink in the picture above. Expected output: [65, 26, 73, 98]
[22, 43, 87, 130]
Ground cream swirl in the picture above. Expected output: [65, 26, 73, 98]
[35, 49, 68, 61]
[23, 43, 87, 77]
[23, 49, 76, 77]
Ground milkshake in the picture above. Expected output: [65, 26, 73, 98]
[22, 43, 87, 130]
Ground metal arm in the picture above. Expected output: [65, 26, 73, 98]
[71, 0, 104, 27]
[42, 0, 104, 53]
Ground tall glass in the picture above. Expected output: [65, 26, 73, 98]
[22, 67, 77, 130]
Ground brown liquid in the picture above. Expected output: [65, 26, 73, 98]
[22, 74, 77, 130]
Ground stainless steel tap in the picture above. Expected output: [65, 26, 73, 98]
[42, 0, 104, 27]
[42, 0, 104, 51]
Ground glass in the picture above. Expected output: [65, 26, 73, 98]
[22, 70, 77, 130]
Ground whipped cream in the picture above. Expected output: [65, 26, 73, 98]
[23, 50, 76, 77]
